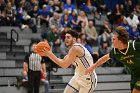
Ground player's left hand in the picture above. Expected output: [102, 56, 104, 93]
[85, 66, 94, 75]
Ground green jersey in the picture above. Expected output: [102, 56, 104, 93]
[110, 40, 140, 90]
[110, 40, 140, 77]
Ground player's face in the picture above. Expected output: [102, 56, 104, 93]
[112, 34, 121, 48]
[65, 33, 74, 47]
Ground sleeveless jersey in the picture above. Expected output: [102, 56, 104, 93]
[110, 41, 140, 77]
[73, 43, 96, 77]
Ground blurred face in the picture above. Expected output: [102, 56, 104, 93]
[31, 43, 37, 52]
[72, 11, 76, 16]
[112, 34, 121, 48]
[63, 9, 68, 15]
[54, 13, 59, 19]
[77, 38, 82, 43]
[34, 5, 38, 11]
[80, 11, 85, 17]
[8, 2, 12, 8]
[89, 21, 93, 27]
[65, 33, 74, 47]
[67, 0, 71, 5]
[102, 42, 108, 48]
[43, 6, 47, 11]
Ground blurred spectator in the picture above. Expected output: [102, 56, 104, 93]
[129, 24, 140, 40]
[59, 26, 70, 58]
[70, 10, 78, 30]
[59, 41, 68, 58]
[133, 5, 140, 21]
[53, 0, 62, 13]
[117, 15, 126, 26]
[60, 26, 70, 41]
[46, 0, 54, 17]
[84, 38, 94, 55]
[99, 20, 112, 36]
[107, 4, 124, 25]
[38, 4, 50, 28]
[60, 14, 71, 29]
[96, 0, 108, 14]
[84, 20, 98, 46]
[5, 2, 16, 26]
[0, 0, 6, 26]
[98, 41, 113, 67]
[16, 1, 32, 29]
[26, 0, 38, 14]
[98, 41, 110, 58]
[21, 10, 31, 29]
[60, 9, 72, 29]
[29, 5, 39, 28]
[124, 0, 134, 17]
[120, 18, 132, 38]
[49, 12, 60, 30]
[47, 25, 61, 53]
[77, 10, 88, 26]
[63, 0, 76, 14]
[80, 0, 97, 14]
[98, 20, 112, 47]
[126, 11, 139, 28]
[114, 4, 124, 25]
[77, 33, 86, 45]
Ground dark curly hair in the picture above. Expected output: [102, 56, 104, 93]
[66, 30, 79, 39]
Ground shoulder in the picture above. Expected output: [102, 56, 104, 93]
[69, 44, 83, 54]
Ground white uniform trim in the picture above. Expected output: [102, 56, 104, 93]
[132, 40, 136, 50]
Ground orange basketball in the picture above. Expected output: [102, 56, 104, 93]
[35, 41, 51, 56]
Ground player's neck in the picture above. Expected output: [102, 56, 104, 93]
[69, 42, 76, 48]
[118, 43, 128, 50]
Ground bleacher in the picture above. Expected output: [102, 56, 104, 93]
[0, 14, 131, 93]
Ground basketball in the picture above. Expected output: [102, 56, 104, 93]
[35, 41, 51, 56]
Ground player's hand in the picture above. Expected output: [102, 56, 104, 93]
[85, 66, 94, 75]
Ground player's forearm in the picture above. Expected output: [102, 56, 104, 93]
[46, 51, 67, 68]
[94, 54, 110, 68]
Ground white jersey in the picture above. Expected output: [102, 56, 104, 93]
[63, 43, 97, 93]
[73, 43, 96, 77]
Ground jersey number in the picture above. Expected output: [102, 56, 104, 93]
[126, 59, 134, 64]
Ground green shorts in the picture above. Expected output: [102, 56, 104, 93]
[131, 76, 140, 91]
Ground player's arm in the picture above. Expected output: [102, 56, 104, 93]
[23, 62, 28, 76]
[43, 46, 78, 68]
[85, 53, 110, 75]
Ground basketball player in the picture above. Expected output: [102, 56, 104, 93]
[85, 26, 140, 93]
[39, 30, 97, 93]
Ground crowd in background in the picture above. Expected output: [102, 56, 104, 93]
[0, 0, 140, 67]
